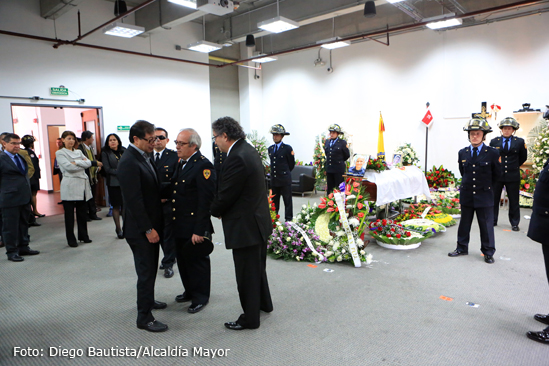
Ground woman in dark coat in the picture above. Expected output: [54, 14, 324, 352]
[101, 133, 126, 239]
[21, 135, 43, 217]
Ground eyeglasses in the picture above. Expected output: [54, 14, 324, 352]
[212, 135, 219, 142]
[140, 136, 159, 144]
[155, 135, 167, 140]
[7, 142, 21, 145]
[174, 140, 190, 147]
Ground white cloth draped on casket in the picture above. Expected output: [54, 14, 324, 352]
[363, 166, 432, 206]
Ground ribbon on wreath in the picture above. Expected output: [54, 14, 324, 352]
[288, 222, 325, 261]
[333, 192, 362, 268]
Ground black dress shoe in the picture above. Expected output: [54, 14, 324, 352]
[68, 242, 79, 248]
[159, 264, 166, 270]
[164, 267, 174, 278]
[448, 249, 468, 257]
[137, 320, 168, 332]
[89, 216, 102, 221]
[19, 248, 40, 256]
[175, 293, 192, 303]
[34, 213, 45, 218]
[534, 314, 549, 325]
[29, 222, 41, 227]
[153, 300, 167, 310]
[512, 226, 520, 231]
[0, 241, 4, 248]
[116, 230, 124, 239]
[8, 255, 24, 262]
[484, 255, 495, 264]
[188, 302, 208, 314]
[79, 239, 92, 243]
[224, 321, 246, 330]
[527, 330, 549, 344]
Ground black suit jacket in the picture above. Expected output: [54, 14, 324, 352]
[118, 145, 164, 239]
[458, 144, 501, 208]
[153, 148, 179, 184]
[489, 136, 527, 182]
[171, 151, 215, 238]
[528, 158, 549, 245]
[268, 142, 295, 187]
[0, 152, 31, 208]
[324, 138, 350, 174]
[210, 140, 272, 249]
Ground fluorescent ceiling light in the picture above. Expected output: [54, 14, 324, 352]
[103, 22, 145, 38]
[258, 16, 299, 33]
[386, 0, 405, 3]
[318, 37, 351, 50]
[167, 0, 197, 9]
[251, 54, 278, 63]
[426, 17, 462, 29]
[187, 40, 223, 53]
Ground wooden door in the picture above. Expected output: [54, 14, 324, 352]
[47, 125, 66, 192]
[81, 109, 106, 207]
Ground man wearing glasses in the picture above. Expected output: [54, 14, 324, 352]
[152, 127, 178, 279]
[118, 121, 168, 332]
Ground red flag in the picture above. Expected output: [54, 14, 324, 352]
[422, 110, 433, 127]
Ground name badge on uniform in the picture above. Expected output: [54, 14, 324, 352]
[462, 160, 466, 162]
[203, 169, 211, 179]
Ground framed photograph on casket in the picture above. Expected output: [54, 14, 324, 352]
[392, 154, 402, 166]
[348, 154, 368, 176]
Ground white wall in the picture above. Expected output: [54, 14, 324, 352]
[0, 0, 213, 162]
[258, 13, 549, 176]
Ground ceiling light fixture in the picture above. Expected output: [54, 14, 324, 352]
[386, 0, 405, 3]
[103, 22, 145, 38]
[252, 54, 278, 63]
[187, 16, 223, 53]
[167, 0, 197, 9]
[424, 13, 462, 29]
[114, 0, 128, 16]
[257, 0, 299, 33]
[319, 37, 350, 50]
[364, 1, 376, 18]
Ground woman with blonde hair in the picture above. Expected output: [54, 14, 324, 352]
[56, 130, 103, 247]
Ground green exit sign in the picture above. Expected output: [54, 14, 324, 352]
[117, 126, 130, 131]
[50, 87, 69, 96]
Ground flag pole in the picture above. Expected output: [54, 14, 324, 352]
[425, 126, 428, 174]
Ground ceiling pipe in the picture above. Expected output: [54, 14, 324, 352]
[53, 0, 157, 48]
[220, 0, 547, 68]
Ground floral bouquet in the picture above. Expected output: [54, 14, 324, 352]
[313, 135, 327, 190]
[395, 203, 457, 227]
[394, 142, 420, 166]
[268, 222, 321, 262]
[399, 219, 446, 234]
[429, 193, 461, 215]
[246, 130, 270, 174]
[520, 168, 537, 193]
[369, 219, 433, 245]
[268, 190, 280, 228]
[531, 124, 549, 175]
[366, 157, 388, 173]
[296, 160, 313, 166]
[425, 165, 456, 189]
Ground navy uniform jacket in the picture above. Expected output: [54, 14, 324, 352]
[23, 147, 40, 183]
[458, 144, 502, 208]
[324, 138, 350, 174]
[268, 142, 295, 187]
[153, 148, 179, 185]
[489, 136, 527, 182]
[0, 152, 32, 208]
[528, 158, 549, 245]
[170, 151, 215, 239]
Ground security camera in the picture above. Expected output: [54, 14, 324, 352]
[327, 67, 334, 74]
[254, 74, 260, 80]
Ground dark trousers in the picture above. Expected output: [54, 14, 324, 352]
[543, 245, 549, 287]
[457, 206, 495, 256]
[160, 204, 176, 268]
[126, 236, 160, 325]
[272, 184, 293, 221]
[63, 200, 89, 245]
[2, 204, 31, 256]
[86, 183, 98, 218]
[175, 237, 211, 305]
[326, 173, 344, 195]
[232, 243, 273, 329]
[493, 180, 520, 227]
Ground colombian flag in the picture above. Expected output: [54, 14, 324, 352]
[377, 112, 385, 161]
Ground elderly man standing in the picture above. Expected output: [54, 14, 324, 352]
[118, 121, 167, 332]
[171, 128, 215, 314]
[0, 133, 40, 262]
[211, 117, 273, 330]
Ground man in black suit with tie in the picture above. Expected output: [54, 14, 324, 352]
[489, 117, 528, 231]
[268, 124, 295, 222]
[211, 117, 273, 330]
[118, 121, 168, 332]
[171, 128, 215, 314]
[448, 118, 501, 264]
[324, 124, 350, 194]
[152, 127, 179, 278]
[0, 133, 40, 261]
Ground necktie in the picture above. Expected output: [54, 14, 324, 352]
[179, 159, 187, 168]
[504, 138, 509, 151]
[274, 145, 278, 154]
[472, 147, 478, 162]
[155, 152, 160, 163]
[330, 140, 335, 147]
[14, 155, 25, 175]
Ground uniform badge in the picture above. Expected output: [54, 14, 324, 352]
[524, 143, 527, 149]
[462, 160, 466, 162]
[291, 151, 294, 155]
[499, 157, 502, 163]
[203, 169, 211, 179]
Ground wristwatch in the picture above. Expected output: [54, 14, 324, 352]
[146, 229, 153, 234]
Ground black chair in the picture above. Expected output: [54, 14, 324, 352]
[291, 166, 316, 196]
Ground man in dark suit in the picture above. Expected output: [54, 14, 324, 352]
[78, 130, 102, 221]
[118, 121, 168, 332]
[152, 127, 179, 278]
[212, 141, 226, 185]
[489, 117, 528, 231]
[171, 128, 215, 314]
[0, 133, 40, 261]
[268, 124, 295, 222]
[211, 117, 273, 330]
[448, 118, 501, 264]
[526, 158, 549, 344]
[324, 124, 350, 194]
